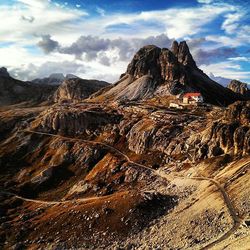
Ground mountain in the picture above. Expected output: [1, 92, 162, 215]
[208, 73, 231, 87]
[32, 73, 79, 86]
[0, 68, 57, 106]
[54, 78, 110, 102]
[0, 68, 110, 106]
[91, 41, 244, 106]
[227, 79, 250, 97]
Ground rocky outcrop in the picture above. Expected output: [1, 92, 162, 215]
[0, 67, 10, 77]
[180, 101, 250, 158]
[123, 101, 250, 160]
[227, 80, 250, 97]
[35, 107, 122, 136]
[54, 78, 110, 102]
[92, 41, 243, 106]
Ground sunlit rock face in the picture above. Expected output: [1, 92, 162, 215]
[54, 78, 110, 102]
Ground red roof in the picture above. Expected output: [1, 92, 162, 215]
[183, 92, 202, 98]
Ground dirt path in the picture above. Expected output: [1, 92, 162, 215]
[163, 174, 244, 250]
[20, 129, 248, 249]
[0, 190, 113, 205]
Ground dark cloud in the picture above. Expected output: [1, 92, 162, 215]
[21, 15, 35, 23]
[193, 47, 238, 65]
[37, 35, 59, 54]
[37, 34, 173, 63]
[114, 34, 173, 61]
[98, 54, 111, 66]
[59, 35, 110, 59]
[37, 34, 237, 68]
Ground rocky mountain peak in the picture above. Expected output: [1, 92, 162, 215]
[0, 67, 10, 77]
[227, 80, 249, 96]
[171, 40, 179, 56]
[126, 45, 162, 79]
[92, 41, 246, 105]
[171, 41, 196, 67]
[126, 41, 197, 83]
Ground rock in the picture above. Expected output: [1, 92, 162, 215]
[12, 243, 25, 250]
[0, 67, 10, 77]
[36, 106, 122, 136]
[31, 167, 54, 185]
[210, 145, 224, 157]
[124, 168, 139, 182]
[227, 80, 249, 96]
[54, 78, 110, 102]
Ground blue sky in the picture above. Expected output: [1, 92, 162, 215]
[0, 0, 249, 84]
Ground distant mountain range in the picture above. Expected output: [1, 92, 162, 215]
[31, 73, 79, 86]
[208, 73, 232, 87]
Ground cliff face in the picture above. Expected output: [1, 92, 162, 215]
[33, 106, 122, 136]
[54, 78, 110, 102]
[191, 101, 250, 158]
[92, 41, 244, 106]
[123, 101, 250, 159]
[227, 80, 250, 97]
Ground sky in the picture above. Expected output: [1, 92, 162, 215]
[0, 0, 249, 84]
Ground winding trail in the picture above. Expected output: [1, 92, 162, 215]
[0, 190, 114, 205]
[9, 129, 249, 249]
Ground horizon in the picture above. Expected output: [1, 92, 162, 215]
[0, 0, 250, 83]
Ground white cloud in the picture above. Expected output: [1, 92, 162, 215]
[0, 1, 88, 45]
[200, 61, 250, 81]
[17, 0, 48, 9]
[222, 12, 243, 34]
[96, 7, 105, 16]
[98, 4, 234, 39]
[197, 0, 213, 4]
[229, 57, 250, 62]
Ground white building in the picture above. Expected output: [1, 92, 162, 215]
[183, 93, 203, 104]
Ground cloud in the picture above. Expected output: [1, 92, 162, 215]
[37, 33, 173, 63]
[58, 35, 111, 59]
[197, 0, 213, 3]
[96, 7, 105, 16]
[17, 0, 48, 9]
[21, 15, 35, 23]
[0, 0, 88, 44]
[193, 47, 238, 65]
[200, 61, 250, 82]
[9, 60, 84, 81]
[222, 12, 243, 34]
[229, 57, 250, 62]
[37, 35, 59, 54]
